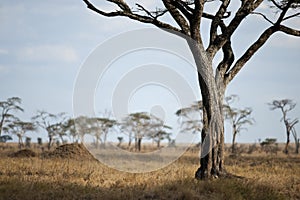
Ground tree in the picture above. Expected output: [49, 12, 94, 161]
[291, 127, 299, 154]
[0, 97, 24, 136]
[151, 130, 172, 148]
[7, 120, 35, 149]
[94, 117, 117, 148]
[64, 118, 78, 143]
[176, 100, 203, 135]
[122, 112, 167, 151]
[224, 95, 254, 153]
[74, 116, 91, 144]
[268, 99, 299, 154]
[32, 111, 66, 150]
[82, 0, 300, 179]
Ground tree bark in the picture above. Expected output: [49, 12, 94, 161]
[232, 129, 237, 154]
[284, 127, 290, 154]
[191, 44, 225, 179]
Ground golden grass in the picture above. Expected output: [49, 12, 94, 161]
[0, 146, 299, 200]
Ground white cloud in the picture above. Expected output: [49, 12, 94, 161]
[18, 45, 79, 63]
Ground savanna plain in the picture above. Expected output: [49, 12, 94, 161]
[0, 143, 299, 200]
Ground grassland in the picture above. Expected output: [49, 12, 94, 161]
[0, 144, 299, 200]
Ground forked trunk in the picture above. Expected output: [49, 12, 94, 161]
[190, 44, 226, 179]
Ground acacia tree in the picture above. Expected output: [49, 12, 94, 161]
[82, 0, 300, 179]
[7, 120, 35, 149]
[122, 112, 167, 151]
[224, 95, 254, 153]
[176, 100, 203, 135]
[32, 111, 66, 150]
[0, 97, 24, 136]
[268, 99, 299, 154]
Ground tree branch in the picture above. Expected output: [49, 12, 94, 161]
[283, 12, 300, 21]
[206, 0, 264, 58]
[82, 0, 182, 33]
[171, 0, 193, 20]
[251, 12, 275, 25]
[209, 0, 231, 44]
[278, 24, 300, 36]
[162, 0, 191, 34]
[225, 26, 277, 84]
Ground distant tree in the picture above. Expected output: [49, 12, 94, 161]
[93, 117, 117, 148]
[64, 118, 78, 143]
[0, 97, 23, 136]
[74, 116, 91, 144]
[151, 130, 172, 148]
[7, 120, 35, 149]
[32, 111, 66, 150]
[176, 101, 203, 135]
[268, 99, 298, 154]
[0, 135, 13, 143]
[122, 112, 167, 151]
[224, 95, 254, 153]
[291, 127, 299, 154]
[117, 136, 123, 147]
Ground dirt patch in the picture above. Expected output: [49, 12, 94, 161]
[43, 143, 96, 161]
[10, 149, 36, 158]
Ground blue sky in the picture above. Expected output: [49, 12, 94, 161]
[1, 1, 300, 144]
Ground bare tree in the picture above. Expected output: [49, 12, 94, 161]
[0, 97, 23, 136]
[82, 0, 300, 179]
[224, 95, 254, 154]
[269, 99, 299, 154]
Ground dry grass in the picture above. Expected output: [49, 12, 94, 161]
[0, 144, 299, 200]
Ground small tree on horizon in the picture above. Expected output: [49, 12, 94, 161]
[7, 120, 35, 149]
[224, 95, 255, 153]
[32, 111, 66, 150]
[269, 99, 298, 154]
[0, 97, 24, 136]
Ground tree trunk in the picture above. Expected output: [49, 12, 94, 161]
[296, 139, 299, 154]
[191, 46, 226, 179]
[284, 129, 290, 154]
[48, 135, 52, 150]
[175, 30, 228, 179]
[137, 138, 142, 152]
[232, 129, 237, 154]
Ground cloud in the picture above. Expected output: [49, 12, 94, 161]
[18, 45, 79, 63]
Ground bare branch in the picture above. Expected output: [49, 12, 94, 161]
[209, 0, 231, 44]
[225, 26, 277, 84]
[206, 0, 264, 57]
[278, 24, 300, 36]
[162, 0, 190, 34]
[251, 12, 275, 25]
[283, 12, 300, 21]
[82, 0, 182, 33]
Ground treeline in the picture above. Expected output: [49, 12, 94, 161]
[0, 96, 299, 154]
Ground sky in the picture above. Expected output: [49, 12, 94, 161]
[0, 0, 300, 144]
